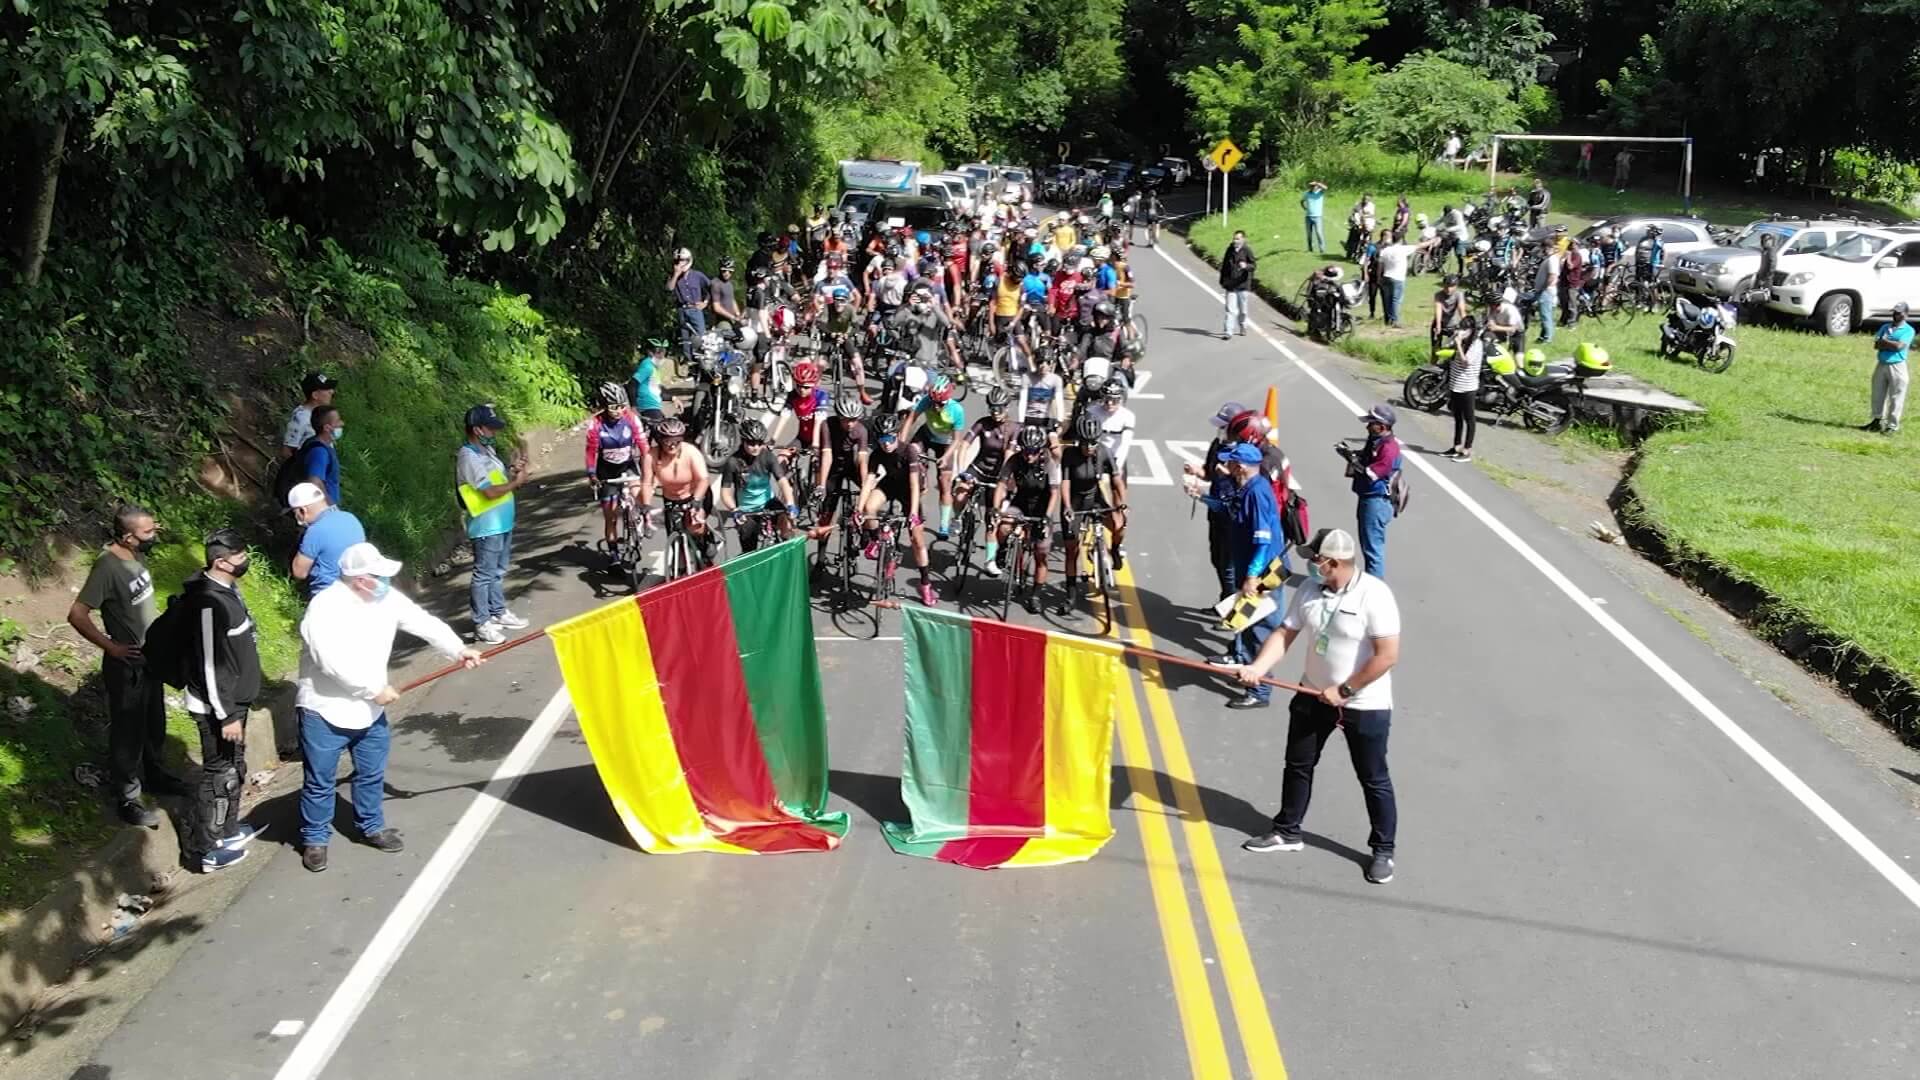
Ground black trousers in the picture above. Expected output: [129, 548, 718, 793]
[1449, 390, 1477, 450]
[188, 709, 248, 859]
[103, 656, 170, 803]
[1271, 693, 1398, 854]
[1207, 511, 1233, 598]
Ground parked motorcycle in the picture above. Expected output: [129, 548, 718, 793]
[687, 330, 750, 464]
[1303, 272, 1363, 343]
[1404, 341, 1613, 436]
[1658, 296, 1737, 373]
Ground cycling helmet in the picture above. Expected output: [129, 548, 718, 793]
[1472, 239, 1492, 253]
[834, 393, 867, 420]
[986, 385, 1014, 410]
[656, 417, 687, 439]
[1073, 412, 1102, 442]
[1016, 425, 1050, 452]
[882, 258, 898, 272]
[909, 280, 934, 300]
[927, 378, 953, 404]
[793, 360, 819, 385]
[1414, 213, 1430, 225]
[646, 337, 670, 350]
[1101, 380, 1127, 402]
[1044, 258, 1061, 273]
[915, 230, 931, 248]
[870, 414, 901, 440]
[1026, 256, 1044, 272]
[756, 231, 775, 248]
[1093, 301, 1117, 321]
[674, 247, 693, 262]
[983, 240, 999, 254]
[829, 285, 852, 303]
[1083, 372, 1107, 397]
[1091, 245, 1111, 261]
[1227, 411, 1271, 444]
[738, 418, 769, 444]
[885, 242, 903, 259]
[719, 257, 736, 272]
[596, 382, 628, 409]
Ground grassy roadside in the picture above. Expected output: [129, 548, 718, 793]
[1185, 149, 1920, 721]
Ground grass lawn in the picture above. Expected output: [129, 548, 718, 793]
[1187, 149, 1920, 705]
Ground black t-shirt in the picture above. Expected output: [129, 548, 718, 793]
[967, 417, 1015, 476]
[1006, 450, 1058, 505]
[711, 277, 739, 319]
[869, 441, 921, 489]
[1062, 442, 1118, 502]
[828, 416, 870, 461]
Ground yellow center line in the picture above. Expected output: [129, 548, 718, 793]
[1115, 563, 1291, 1079]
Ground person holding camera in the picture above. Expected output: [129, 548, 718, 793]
[1339, 404, 1402, 579]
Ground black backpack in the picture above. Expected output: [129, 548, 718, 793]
[139, 592, 193, 689]
[273, 437, 321, 508]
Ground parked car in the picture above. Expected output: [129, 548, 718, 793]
[956, 163, 998, 200]
[1103, 162, 1134, 194]
[1080, 158, 1113, 179]
[1671, 219, 1875, 301]
[835, 190, 881, 231]
[1766, 225, 1920, 335]
[868, 194, 952, 236]
[1158, 156, 1193, 186]
[1136, 165, 1169, 192]
[1570, 215, 1720, 269]
[999, 167, 1031, 203]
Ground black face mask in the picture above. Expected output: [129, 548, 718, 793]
[130, 537, 157, 555]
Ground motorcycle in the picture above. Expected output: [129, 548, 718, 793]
[1658, 297, 1737, 373]
[687, 330, 750, 464]
[1403, 340, 1604, 436]
[1304, 278, 1363, 343]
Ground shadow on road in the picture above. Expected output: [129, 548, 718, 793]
[1114, 766, 1369, 868]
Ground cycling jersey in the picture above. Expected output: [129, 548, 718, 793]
[869, 441, 922, 496]
[1005, 449, 1059, 516]
[890, 306, 952, 366]
[585, 409, 648, 474]
[721, 448, 785, 512]
[994, 274, 1023, 318]
[1062, 442, 1118, 510]
[1087, 403, 1136, 465]
[912, 397, 964, 447]
[963, 416, 1015, 480]
[1020, 271, 1051, 306]
[1021, 372, 1064, 422]
[1111, 262, 1133, 300]
[828, 415, 871, 462]
[1095, 264, 1117, 291]
[787, 386, 832, 447]
[629, 358, 664, 415]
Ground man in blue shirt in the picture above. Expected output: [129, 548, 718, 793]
[1200, 442, 1287, 710]
[1866, 302, 1912, 434]
[1300, 181, 1327, 253]
[667, 247, 712, 364]
[288, 483, 365, 600]
[290, 404, 343, 505]
[458, 404, 534, 643]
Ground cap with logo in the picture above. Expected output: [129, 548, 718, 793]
[465, 403, 507, 431]
[302, 371, 338, 395]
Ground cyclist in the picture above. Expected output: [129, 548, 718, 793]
[814, 283, 869, 402]
[901, 375, 965, 537]
[1019, 350, 1067, 434]
[1060, 411, 1127, 598]
[991, 424, 1062, 611]
[869, 257, 910, 318]
[1143, 190, 1163, 247]
[887, 281, 963, 398]
[1019, 256, 1054, 347]
[629, 338, 670, 425]
[950, 385, 1017, 558]
[1086, 380, 1137, 480]
[718, 419, 799, 552]
[806, 393, 872, 562]
[1091, 246, 1119, 292]
[584, 383, 654, 565]
[643, 417, 716, 563]
[777, 359, 832, 472]
[1097, 189, 1115, 225]
[857, 415, 936, 607]
[1634, 224, 1666, 283]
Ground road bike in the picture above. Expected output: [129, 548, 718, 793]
[1117, 293, 1149, 353]
[1062, 506, 1123, 634]
[865, 511, 912, 609]
[993, 512, 1051, 621]
[946, 477, 996, 601]
[659, 496, 723, 581]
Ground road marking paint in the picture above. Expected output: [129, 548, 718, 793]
[1130, 370, 1166, 399]
[1107, 609, 1235, 1079]
[1149, 240, 1920, 912]
[273, 687, 575, 1080]
[1127, 439, 1174, 486]
[1115, 563, 1290, 1079]
[1164, 440, 1214, 470]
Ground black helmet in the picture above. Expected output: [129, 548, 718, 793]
[1646, 224, 1665, 236]
[1074, 412, 1101, 442]
[719, 257, 736, 272]
[1093, 301, 1116, 321]
[834, 392, 867, 420]
[1017, 425, 1050, 451]
[596, 382, 628, 409]
[756, 231, 775, 247]
[986, 385, 1014, 410]
[869, 414, 901, 439]
[1101, 380, 1126, 402]
[656, 417, 687, 439]
[1442, 274, 1461, 287]
[738, 418, 768, 444]
[748, 264, 770, 282]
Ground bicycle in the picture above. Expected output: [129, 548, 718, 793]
[613, 478, 652, 592]
[659, 496, 724, 581]
[947, 477, 996, 601]
[1117, 294, 1149, 352]
[1060, 506, 1122, 632]
[727, 505, 790, 557]
[861, 511, 912, 609]
[992, 512, 1051, 621]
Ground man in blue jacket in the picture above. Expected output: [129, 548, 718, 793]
[1200, 442, 1288, 710]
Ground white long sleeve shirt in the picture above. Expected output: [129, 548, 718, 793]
[296, 580, 466, 731]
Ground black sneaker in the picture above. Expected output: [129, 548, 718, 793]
[1021, 589, 1040, 614]
[118, 801, 160, 829]
[1366, 852, 1395, 885]
[1225, 692, 1270, 710]
[1242, 831, 1305, 853]
[1111, 545, 1126, 571]
[302, 845, 329, 873]
[1861, 419, 1883, 432]
[1205, 654, 1240, 668]
[361, 828, 405, 853]
[200, 846, 249, 873]
[1440, 448, 1460, 459]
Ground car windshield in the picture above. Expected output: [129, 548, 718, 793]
[1733, 223, 1797, 251]
[840, 193, 878, 213]
[1002, 169, 1028, 183]
[1820, 232, 1887, 262]
[959, 166, 989, 180]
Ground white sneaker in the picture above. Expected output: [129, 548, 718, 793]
[474, 621, 506, 644]
[495, 610, 530, 630]
[981, 560, 1003, 578]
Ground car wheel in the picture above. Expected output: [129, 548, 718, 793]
[1815, 293, 1855, 337]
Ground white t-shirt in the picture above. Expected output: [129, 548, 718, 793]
[1492, 301, 1523, 334]
[1090, 403, 1136, 465]
[1534, 251, 1561, 291]
[1449, 339, 1483, 393]
[1376, 244, 1413, 281]
[1281, 572, 1401, 709]
[283, 404, 316, 449]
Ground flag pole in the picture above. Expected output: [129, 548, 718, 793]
[396, 627, 549, 694]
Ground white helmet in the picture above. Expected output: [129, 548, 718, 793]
[1473, 238, 1491, 253]
[1322, 265, 1344, 282]
[675, 247, 693, 262]
[1501, 287, 1518, 304]
[1091, 245, 1111, 261]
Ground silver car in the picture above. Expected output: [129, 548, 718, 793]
[1670, 219, 1869, 300]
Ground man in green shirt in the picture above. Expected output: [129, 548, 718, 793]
[66, 505, 188, 827]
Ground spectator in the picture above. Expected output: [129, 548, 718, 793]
[289, 403, 343, 505]
[1375, 234, 1413, 328]
[1526, 178, 1551, 229]
[1236, 527, 1403, 887]
[1430, 274, 1468, 348]
[1343, 404, 1402, 579]
[1613, 149, 1634, 192]
[295, 542, 482, 873]
[1443, 322, 1483, 463]
[630, 338, 670, 425]
[1440, 204, 1470, 274]
[1865, 302, 1911, 434]
[1219, 231, 1257, 339]
[1361, 229, 1385, 321]
[1558, 229, 1586, 326]
[288, 482, 365, 599]
[1390, 196, 1411, 244]
[1442, 132, 1462, 168]
[1187, 400, 1247, 600]
[67, 505, 188, 827]
[710, 257, 744, 333]
[1577, 141, 1594, 180]
[1300, 181, 1327, 253]
[1199, 443, 1288, 712]
[667, 247, 711, 360]
[1533, 239, 1561, 344]
[458, 403, 534, 643]
[1487, 287, 1526, 355]
[178, 530, 262, 872]
[280, 372, 338, 461]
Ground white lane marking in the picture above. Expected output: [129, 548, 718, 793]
[1164, 440, 1213, 470]
[1127, 439, 1173, 486]
[1149, 241, 1920, 912]
[1128, 370, 1165, 399]
[273, 687, 575, 1080]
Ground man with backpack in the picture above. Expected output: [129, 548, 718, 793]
[1342, 404, 1404, 579]
[284, 403, 344, 505]
[174, 530, 262, 872]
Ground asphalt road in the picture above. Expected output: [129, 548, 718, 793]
[62, 216, 1920, 1080]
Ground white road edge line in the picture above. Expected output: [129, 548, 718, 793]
[1150, 241, 1920, 911]
[273, 687, 575, 1080]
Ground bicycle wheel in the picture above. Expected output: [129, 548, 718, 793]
[873, 528, 896, 606]
[1127, 314, 1149, 350]
[1091, 537, 1114, 635]
[838, 520, 861, 610]
[665, 533, 689, 582]
[953, 508, 978, 599]
[998, 534, 1020, 621]
[622, 511, 646, 593]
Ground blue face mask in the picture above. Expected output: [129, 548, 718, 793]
[1307, 562, 1325, 584]
[370, 576, 391, 601]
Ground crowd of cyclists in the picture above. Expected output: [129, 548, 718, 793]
[578, 188, 1160, 617]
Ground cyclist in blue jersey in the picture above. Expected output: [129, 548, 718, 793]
[718, 419, 798, 552]
[902, 376, 966, 537]
[1634, 224, 1665, 282]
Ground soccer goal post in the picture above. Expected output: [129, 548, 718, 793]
[1487, 134, 1695, 213]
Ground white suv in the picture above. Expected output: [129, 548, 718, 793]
[1766, 225, 1920, 335]
[1671, 219, 1863, 300]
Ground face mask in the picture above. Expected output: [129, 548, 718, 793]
[331, 426, 344, 441]
[1307, 562, 1325, 584]
[131, 537, 157, 555]
[370, 576, 391, 601]
[227, 559, 251, 579]
[478, 434, 497, 447]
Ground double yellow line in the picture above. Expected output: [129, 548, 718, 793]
[1109, 562, 1289, 1079]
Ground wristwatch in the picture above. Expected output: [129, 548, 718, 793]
[1338, 682, 1357, 699]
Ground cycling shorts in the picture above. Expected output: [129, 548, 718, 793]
[594, 460, 640, 505]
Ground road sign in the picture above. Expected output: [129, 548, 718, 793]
[1200, 155, 1219, 173]
[1208, 138, 1244, 173]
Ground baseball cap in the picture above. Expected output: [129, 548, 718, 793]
[302, 371, 338, 395]
[338, 542, 403, 579]
[1217, 443, 1263, 465]
[286, 482, 327, 510]
[1296, 527, 1358, 563]
[1360, 403, 1397, 428]
[465, 403, 507, 431]
[1895, 302, 1911, 317]
[1210, 401, 1247, 428]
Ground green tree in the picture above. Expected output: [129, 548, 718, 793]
[1177, 0, 1387, 161]
[1346, 52, 1523, 178]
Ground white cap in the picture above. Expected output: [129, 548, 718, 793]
[1296, 528, 1359, 563]
[286, 482, 327, 510]
[337, 542, 403, 579]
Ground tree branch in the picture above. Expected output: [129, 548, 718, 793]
[596, 55, 693, 203]
[586, 19, 653, 200]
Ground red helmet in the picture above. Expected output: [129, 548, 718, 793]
[1227, 411, 1271, 444]
[928, 385, 953, 404]
[793, 360, 819, 386]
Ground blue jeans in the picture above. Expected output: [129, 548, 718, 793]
[1305, 217, 1324, 252]
[1381, 277, 1406, 326]
[1223, 289, 1251, 335]
[470, 530, 512, 626]
[1357, 495, 1392, 579]
[678, 306, 707, 361]
[298, 708, 390, 846]
[1534, 289, 1557, 343]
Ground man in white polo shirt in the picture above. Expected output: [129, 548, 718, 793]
[1232, 527, 1403, 885]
